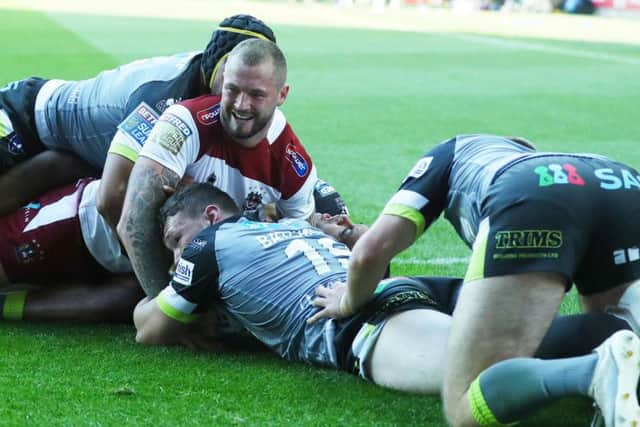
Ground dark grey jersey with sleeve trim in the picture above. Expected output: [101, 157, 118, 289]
[36, 52, 203, 170]
[165, 216, 351, 368]
[393, 134, 536, 246]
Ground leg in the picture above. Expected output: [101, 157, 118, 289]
[19, 275, 142, 323]
[0, 150, 95, 216]
[369, 308, 451, 394]
[536, 312, 631, 359]
[443, 272, 565, 427]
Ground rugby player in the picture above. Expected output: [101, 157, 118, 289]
[0, 178, 140, 322]
[0, 14, 276, 216]
[133, 183, 637, 407]
[133, 183, 455, 393]
[309, 133, 640, 427]
[118, 39, 320, 297]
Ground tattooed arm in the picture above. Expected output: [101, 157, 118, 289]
[117, 157, 180, 297]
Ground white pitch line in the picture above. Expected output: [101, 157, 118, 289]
[455, 34, 640, 65]
[394, 257, 469, 265]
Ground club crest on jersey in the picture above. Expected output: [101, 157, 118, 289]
[285, 143, 309, 177]
[242, 191, 265, 220]
[188, 238, 207, 251]
[196, 104, 221, 125]
[173, 258, 195, 286]
[15, 242, 39, 264]
[408, 157, 433, 179]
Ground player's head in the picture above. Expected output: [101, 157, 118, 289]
[201, 14, 276, 94]
[220, 38, 289, 147]
[160, 183, 240, 262]
[310, 214, 369, 250]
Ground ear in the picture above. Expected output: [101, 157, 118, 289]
[276, 84, 289, 106]
[204, 204, 222, 225]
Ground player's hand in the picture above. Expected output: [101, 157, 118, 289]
[307, 281, 349, 324]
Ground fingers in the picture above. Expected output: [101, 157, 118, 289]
[307, 308, 329, 325]
[314, 285, 331, 298]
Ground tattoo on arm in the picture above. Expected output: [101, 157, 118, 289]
[120, 163, 179, 297]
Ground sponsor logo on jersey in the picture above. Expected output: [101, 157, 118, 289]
[315, 180, 336, 197]
[160, 113, 192, 137]
[173, 258, 195, 286]
[613, 246, 640, 265]
[495, 229, 563, 249]
[285, 143, 309, 177]
[118, 102, 160, 146]
[408, 157, 433, 179]
[196, 104, 221, 125]
[595, 168, 640, 191]
[151, 121, 187, 154]
[534, 163, 584, 187]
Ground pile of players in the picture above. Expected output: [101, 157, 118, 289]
[2, 14, 640, 427]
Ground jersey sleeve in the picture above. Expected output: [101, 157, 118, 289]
[272, 120, 317, 220]
[108, 102, 161, 162]
[156, 231, 220, 324]
[276, 164, 317, 219]
[382, 138, 455, 238]
[138, 104, 200, 178]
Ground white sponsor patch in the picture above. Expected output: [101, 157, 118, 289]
[408, 156, 433, 179]
[173, 258, 195, 286]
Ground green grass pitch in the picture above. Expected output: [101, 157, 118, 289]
[1, 5, 640, 426]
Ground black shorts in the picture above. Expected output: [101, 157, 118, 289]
[0, 77, 48, 172]
[335, 276, 463, 375]
[465, 154, 640, 295]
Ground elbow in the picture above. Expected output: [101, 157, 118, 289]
[116, 211, 131, 247]
[96, 193, 122, 232]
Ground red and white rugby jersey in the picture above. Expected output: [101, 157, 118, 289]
[139, 95, 317, 219]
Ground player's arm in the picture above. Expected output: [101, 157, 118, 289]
[308, 214, 416, 323]
[96, 153, 134, 231]
[0, 150, 95, 216]
[134, 296, 187, 346]
[134, 296, 229, 351]
[98, 102, 163, 230]
[117, 156, 179, 297]
[344, 214, 416, 309]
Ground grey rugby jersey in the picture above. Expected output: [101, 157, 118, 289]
[158, 217, 350, 367]
[33, 52, 202, 170]
[384, 134, 536, 246]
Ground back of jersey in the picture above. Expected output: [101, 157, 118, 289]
[215, 218, 350, 366]
[35, 52, 201, 170]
